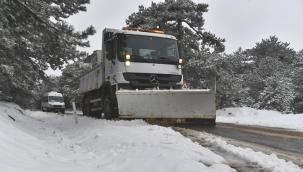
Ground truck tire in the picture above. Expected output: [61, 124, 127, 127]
[104, 96, 113, 120]
[61, 109, 65, 114]
[84, 98, 91, 116]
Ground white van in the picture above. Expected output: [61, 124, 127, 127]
[41, 92, 65, 114]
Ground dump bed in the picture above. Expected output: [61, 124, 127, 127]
[79, 50, 104, 94]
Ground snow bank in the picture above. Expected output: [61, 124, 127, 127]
[0, 102, 234, 172]
[217, 107, 303, 131]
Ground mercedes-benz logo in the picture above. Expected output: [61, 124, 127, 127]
[150, 75, 159, 84]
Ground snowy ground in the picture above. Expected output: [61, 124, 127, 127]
[0, 102, 302, 172]
[217, 107, 303, 131]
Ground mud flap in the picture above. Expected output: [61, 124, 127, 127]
[116, 89, 216, 120]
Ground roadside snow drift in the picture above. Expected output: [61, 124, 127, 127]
[217, 107, 303, 131]
[0, 102, 234, 172]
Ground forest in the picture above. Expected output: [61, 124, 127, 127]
[1, 0, 302, 113]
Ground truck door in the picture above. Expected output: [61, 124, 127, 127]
[105, 37, 117, 85]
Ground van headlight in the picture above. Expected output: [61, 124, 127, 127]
[48, 104, 52, 107]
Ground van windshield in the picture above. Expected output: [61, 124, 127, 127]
[118, 35, 179, 64]
[49, 96, 64, 103]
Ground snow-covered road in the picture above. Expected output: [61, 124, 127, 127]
[0, 102, 302, 172]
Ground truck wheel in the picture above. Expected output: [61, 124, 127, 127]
[104, 96, 113, 120]
[84, 98, 91, 116]
[61, 109, 65, 114]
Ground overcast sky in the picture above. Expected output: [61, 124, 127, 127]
[46, 0, 303, 76]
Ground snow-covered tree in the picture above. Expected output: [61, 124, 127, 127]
[0, 0, 95, 108]
[246, 36, 296, 64]
[244, 36, 296, 113]
[215, 49, 254, 108]
[253, 57, 294, 113]
[126, 0, 225, 57]
[292, 50, 303, 113]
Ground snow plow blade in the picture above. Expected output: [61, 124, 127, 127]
[116, 89, 216, 123]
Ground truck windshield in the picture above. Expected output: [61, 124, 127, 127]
[49, 96, 64, 103]
[118, 35, 179, 64]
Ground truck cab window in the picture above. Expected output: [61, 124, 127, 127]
[106, 38, 117, 64]
[118, 34, 179, 64]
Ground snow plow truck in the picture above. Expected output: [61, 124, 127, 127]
[79, 27, 216, 125]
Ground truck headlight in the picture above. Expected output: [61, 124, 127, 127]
[49, 104, 52, 107]
[125, 61, 131, 66]
[177, 64, 182, 69]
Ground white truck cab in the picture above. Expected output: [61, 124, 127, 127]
[102, 28, 183, 89]
[41, 91, 65, 114]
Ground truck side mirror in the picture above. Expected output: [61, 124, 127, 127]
[106, 42, 112, 60]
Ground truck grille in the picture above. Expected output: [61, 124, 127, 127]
[53, 105, 62, 108]
[123, 73, 181, 88]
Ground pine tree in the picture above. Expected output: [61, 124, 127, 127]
[0, 0, 95, 108]
[244, 36, 296, 112]
[253, 57, 294, 113]
[246, 36, 296, 64]
[292, 50, 303, 113]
